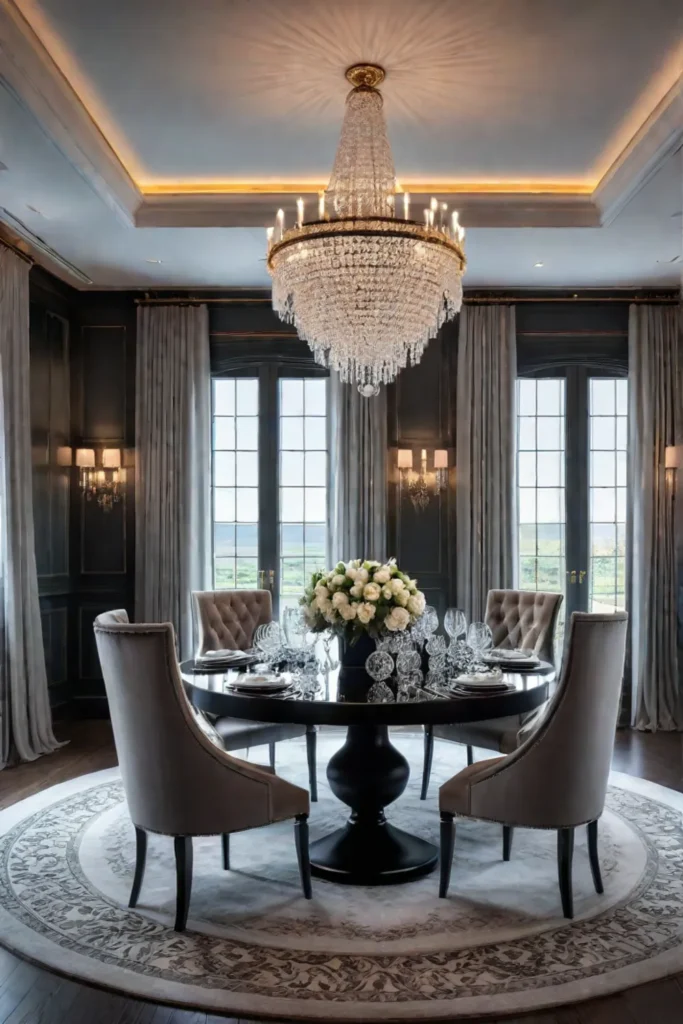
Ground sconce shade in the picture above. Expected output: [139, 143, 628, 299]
[75, 448, 95, 468]
[56, 446, 72, 467]
[434, 449, 448, 469]
[665, 445, 680, 469]
[102, 448, 122, 469]
[397, 449, 413, 469]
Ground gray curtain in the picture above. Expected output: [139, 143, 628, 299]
[628, 304, 681, 730]
[329, 377, 387, 563]
[0, 248, 61, 767]
[455, 305, 517, 622]
[135, 305, 211, 657]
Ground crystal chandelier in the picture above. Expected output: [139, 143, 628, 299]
[266, 64, 466, 396]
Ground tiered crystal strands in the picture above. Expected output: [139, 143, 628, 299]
[267, 64, 466, 396]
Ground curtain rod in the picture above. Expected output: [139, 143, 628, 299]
[0, 238, 34, 266]
[134, 294, 680, 306]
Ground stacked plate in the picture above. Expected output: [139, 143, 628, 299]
[449, 668, 516, 697]
[482, 648, 540, 670]
[195, 649, 257, 669]
[226, 674, 294, 696]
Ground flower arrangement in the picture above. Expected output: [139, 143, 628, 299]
[301, 558, 427, 640]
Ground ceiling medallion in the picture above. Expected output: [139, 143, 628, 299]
[266, 64, 467, 396]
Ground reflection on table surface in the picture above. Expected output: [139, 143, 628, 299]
[180, 659, 554, 706]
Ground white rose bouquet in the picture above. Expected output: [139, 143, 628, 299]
[301, 558, 426, 641]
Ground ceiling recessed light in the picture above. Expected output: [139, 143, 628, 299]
[145, 258, 163, 264]
[533, 261, 544, 268]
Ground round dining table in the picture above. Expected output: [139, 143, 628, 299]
[181, 658, 553, 886]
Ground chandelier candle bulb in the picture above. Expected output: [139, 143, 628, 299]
[276, 209, 284, 240]
[318, 192, 325, 219]
[296, 197, 304, 228]
[424, 209, 430, 227]
[266, 226, 274, 251]
[451, 211, 460, 235]
[403, 192, 410, 219]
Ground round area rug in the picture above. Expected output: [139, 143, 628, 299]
[1, 733, 682, 1021]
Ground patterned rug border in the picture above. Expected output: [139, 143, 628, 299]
[0, 762, 682, 1021]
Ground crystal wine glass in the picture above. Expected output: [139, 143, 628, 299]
[282, 607, 308, 649]
[466, 622, 493, 661]
[422, 606, 439, 635]
[444, 608, 467, 642]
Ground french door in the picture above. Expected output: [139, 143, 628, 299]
[211, 363, 328, 617]
[517, 368, 628, 651]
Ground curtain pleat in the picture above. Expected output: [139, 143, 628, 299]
[135, 306, 211, 657]
[0, 249, 62, 767]
[329, 378, 387, 564]
[455, 305, 517, 622]
[628, 304, 681, 730]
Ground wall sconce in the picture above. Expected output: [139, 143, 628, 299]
[397, 448, 449, 512]
[665, 445, 680, 492]
[75, 447, 123, 512]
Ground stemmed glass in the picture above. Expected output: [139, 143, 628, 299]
[444, 608, 467, 642]
[466, 622, 493, 663]
[282, 607, 308, 649]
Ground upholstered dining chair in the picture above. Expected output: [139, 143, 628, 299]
[421, 589, 564, 798]
[192, 590, 318, 800]
[438, 611, 628, 919]
[94, 611, 312, 933]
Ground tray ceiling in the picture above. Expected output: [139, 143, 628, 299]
[0, 0, 680, 287]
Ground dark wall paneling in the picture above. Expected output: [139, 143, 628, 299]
[40, 601, 68, 699]
[80, 326, 127, 440]
[387, 320, 458, 619]
[71, 294, 137, 709]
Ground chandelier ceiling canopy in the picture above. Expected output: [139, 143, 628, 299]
[267, 64, 466, 396]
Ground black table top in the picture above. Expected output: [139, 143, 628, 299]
[180, 658, 554, 727]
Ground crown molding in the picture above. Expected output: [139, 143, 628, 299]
[135, 189, 600, 229]
[0, 0, 141, 224]
[0, 0, 678, 237]
[593, 74, 683, 226]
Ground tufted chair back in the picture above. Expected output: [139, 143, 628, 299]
[192, 590, 272, 654]
[485, 589, 563, 664]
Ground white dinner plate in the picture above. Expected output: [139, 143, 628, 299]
[452, 669, 504, 687]
[227, 675, 290, 693]
[483, 650, 540, 669]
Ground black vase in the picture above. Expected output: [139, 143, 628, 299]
[339, 631, 376, 668]
[338, 631, 377, 701]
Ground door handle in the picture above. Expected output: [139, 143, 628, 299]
[258, 569, 275, 592]
[565, 569, 588, 585]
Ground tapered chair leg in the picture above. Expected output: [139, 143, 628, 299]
[128, 826, 147, 908]
[587, 819, 603, 894]
[305, 725, 318, 802]
[294, 814, 312, 899]
[557, 827, 575, 919]
[221, 833, 230, 870]
[421, 725, 434, 800]
[174, 836, 193, 932]
[466, 745, 474, 766]
[503, 825, 513, 862]
[439, 812, 455, 898]
[268, 741, 276, 770]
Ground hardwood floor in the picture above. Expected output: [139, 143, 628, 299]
[0, 721, 680, 1024]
